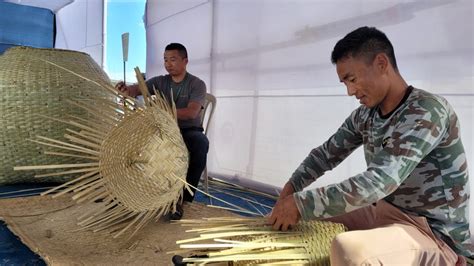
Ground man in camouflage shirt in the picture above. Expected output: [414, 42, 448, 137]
[269, 26, 472, 265]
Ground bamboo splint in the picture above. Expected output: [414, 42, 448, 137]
[14, 65, 189, 239]
[175, 217, 346, 265]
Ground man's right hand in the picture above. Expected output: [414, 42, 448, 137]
[115, 81, 130, 96]
[267, 181, 300, 231]
[114, 82, 139, 98]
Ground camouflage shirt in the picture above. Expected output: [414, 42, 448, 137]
[290, 87, 472, 258]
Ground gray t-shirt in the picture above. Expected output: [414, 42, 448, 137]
[145, 72, 206, 129]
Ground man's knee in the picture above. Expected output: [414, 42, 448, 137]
[330, 231, 368, 266]
[186, 132, 209, 154]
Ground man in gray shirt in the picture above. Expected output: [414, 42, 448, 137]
[116, 43, 208, 220]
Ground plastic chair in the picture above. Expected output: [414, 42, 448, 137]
[200, 93, 216, 195]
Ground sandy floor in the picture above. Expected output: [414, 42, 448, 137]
[0, 195, 237, 265]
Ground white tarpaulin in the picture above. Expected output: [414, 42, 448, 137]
[55, 0, 105, 67]
[145, 0, 474, 231]
[2, 0, 73, 12]
[145, 0, 473, 185]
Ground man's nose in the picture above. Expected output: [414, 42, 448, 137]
[346, 84, 357, 96]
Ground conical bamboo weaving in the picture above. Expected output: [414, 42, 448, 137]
[15, 67, 190, 239]
[0, 46, 113, 185]
[175, 217, 346, 265]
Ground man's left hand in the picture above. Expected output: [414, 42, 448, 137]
[268, 194, 301, 231]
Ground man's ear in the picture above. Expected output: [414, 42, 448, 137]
[374, 53, 389, 73]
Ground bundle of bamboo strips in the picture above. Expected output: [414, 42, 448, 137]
[175, 217, 346, 265]
[14, 65, 190, 239]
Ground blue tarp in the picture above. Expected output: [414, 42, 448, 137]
[0, 184, 53, 266]
[0, 1, 54, 54]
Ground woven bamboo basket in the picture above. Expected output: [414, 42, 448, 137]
[0, 46, 113, 185]
[175, 217, 346, 265]
[15, 67, 190, 238]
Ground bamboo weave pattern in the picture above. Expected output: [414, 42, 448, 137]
[0, 47, 113, 184]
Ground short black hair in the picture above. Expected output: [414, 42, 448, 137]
[165, 43, 188, 59]
[331, 26, 398, 71]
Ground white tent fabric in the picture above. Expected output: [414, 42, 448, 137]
[2, 0, 73, 12]
[55, 0, 105, 67]
[145, 0, 212, 84]
[146, 0, 474, 234]
[145, 0, 473, 186]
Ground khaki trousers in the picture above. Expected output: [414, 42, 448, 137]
[325, 200, 465, 266]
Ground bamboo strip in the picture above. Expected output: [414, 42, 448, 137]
[28, 139, 99, 156]
[36, 136, 100, 154]
[183, 254, 310, 263]
[35, 167, 99, 178]
[71, 180, 105, 200]
[41, 171, 100, 195]
[259, 260, 308, 265]
[66, 100, 121, 124]
[37, 115, 107, 138]
[79, 206, 131, 229]
[87, 208, 133, 230]
[50, 173, 101, 198]
[180, 243, 305, 249]
[206, 205, 262, 216]
[209, 186, 273, 210]
[209, 178, 279, 200]
[128, 209, 159, 239]
[92, 211, 137, 233]
[0, 192, 56, 199]
[67, 115, 114, 133]
[71, 177, 104, 193]
[113, 211, 146, 238]
[44, 151, 99, 160]
[37, 58, 125, 100]
[66, 99, 119, 117]
[65, 129, 103, 145]
[75, 190, 109, 204]
[32, 136, 98, 153]
[0, 187, 55, 196]
[186, 224, 247, 233]
[64, 134, 102, 150]
[134, 67, 150, 107]
[173, 175, 262, 217]
[14, 162, 99, 171]
[248, 201, 265, 216]
[177, 231, 281, 245]
[77, 199, 118, 222]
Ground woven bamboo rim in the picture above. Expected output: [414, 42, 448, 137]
[174, 217, 346, 265]
[15, 65, 190, 238]
[0, 46, 113, 185]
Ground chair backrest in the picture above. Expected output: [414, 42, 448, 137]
[200, 93, 216, 135]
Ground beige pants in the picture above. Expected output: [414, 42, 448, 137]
[325, 200, 465, 266]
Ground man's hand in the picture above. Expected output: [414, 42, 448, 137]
[268, 194, 301, 231]
[115, 81, 139, 97]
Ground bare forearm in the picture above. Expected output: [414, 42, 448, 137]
[177, 108, 200, 120]
[280, 182, 296, 199]
[128, 84, 141, 97]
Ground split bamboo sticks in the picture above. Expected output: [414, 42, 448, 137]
[14, 65, 190, 239]
[175, 217, 346, 265]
